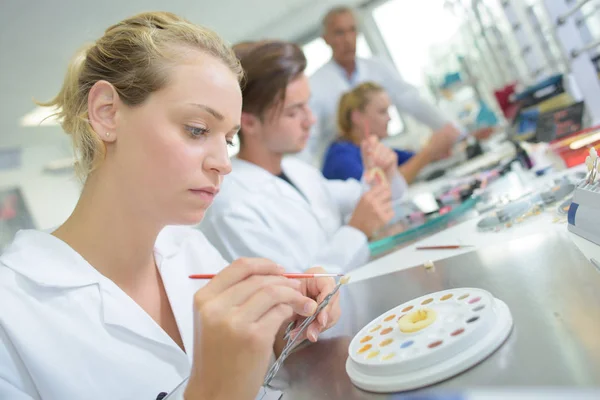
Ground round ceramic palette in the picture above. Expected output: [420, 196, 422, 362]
[346, 288, 512, 393]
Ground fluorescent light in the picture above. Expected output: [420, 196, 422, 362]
[569, 131, 600, 150]
[20, 106, 60, 127]
[44, 157, 75, 173]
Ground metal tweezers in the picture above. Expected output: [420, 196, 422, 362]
[262, 276, 348, 389]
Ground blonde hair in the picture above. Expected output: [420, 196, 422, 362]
[337, 82, 384, 140]
[38, 11, 243, 181]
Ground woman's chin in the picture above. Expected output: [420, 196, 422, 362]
[173, 209, 207, 227]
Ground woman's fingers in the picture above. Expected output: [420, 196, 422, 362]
[239, 285, 317, 323]
[201, 258, 283, 299]
[217, 274, 301, 310]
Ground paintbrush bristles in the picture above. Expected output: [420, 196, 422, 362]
[341, 275, 351, 284]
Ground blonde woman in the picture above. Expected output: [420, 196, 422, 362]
[0, 12, 340, 400]
[323, 82, 458, 184]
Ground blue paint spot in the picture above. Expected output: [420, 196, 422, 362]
[400, 340, 414, 349]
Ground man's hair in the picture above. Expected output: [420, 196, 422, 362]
[234, 40, 307, 120]
[321, 6, 355, 33]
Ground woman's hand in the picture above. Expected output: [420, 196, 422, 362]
[361, 135, 398, 182]
[423, 123, 459, 161]
[185, 258, 317, 400]
[280, 266, 342, 348]
[472, 126, 495, 141]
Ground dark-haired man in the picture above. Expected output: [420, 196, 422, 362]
[201, 40, 407, 274]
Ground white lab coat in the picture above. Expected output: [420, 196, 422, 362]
[200, 157, 406, 274]
[301, 57, 460, 165]
[0, 227, 226, 400]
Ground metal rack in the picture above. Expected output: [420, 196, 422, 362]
[524, 2, 568, 74]
[541, 0, 600, 124]
[500, 0, 550, 82]
[426, 0, 600, 129]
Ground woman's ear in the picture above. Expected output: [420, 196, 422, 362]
[87, 80, 119, 143]
[350, 109, 363, 129]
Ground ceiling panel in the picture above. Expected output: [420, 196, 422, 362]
[1, 0, 351, 149]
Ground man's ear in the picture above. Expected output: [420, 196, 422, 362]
[240, 112, 260, 138]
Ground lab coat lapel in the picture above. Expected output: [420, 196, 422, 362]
[4, 230, 182, 352]
[271, 175, 313, 210]
[281, 161, 315, 206]
[328, 59, 353, 89]
[99, 236, 198, 357]
[281, 159, 334, 232]
[231, 158, 313, 212]
[156, 251, 196, 358]
[99, 275, 185, 354]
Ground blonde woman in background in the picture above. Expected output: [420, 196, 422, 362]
[322, 82, 457, 184]
[0, 12, 340, 400]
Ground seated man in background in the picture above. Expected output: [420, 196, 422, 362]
[200, 40, 407, 273]
[302, 5, 493, 166]
[323, 82, 456, 184]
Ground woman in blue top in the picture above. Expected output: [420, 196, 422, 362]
[322, 82, 458, 184]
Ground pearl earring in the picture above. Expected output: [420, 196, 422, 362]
[105, 132, 110, 137]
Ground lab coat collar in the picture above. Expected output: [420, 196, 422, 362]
[327, 58, 362, 85]
[2, 228, 197, 357]
[228, 157, 312, 208]
[228, 157, 275, 190]
[1, 229, 103, 288]
[1, 227, 188, 289]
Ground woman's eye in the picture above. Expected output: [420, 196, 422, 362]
[185, 125, 208, 138]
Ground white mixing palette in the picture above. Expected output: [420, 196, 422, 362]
[346, 288, 513, 393]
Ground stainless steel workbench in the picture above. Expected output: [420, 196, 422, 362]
[278, 231, 600, 399]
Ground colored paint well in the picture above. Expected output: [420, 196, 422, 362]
[397, 314, 406, 322]
[402, 305, 414, 312]
[466, 316, 480, 324]
[369, 325, 382, 332]
[428, 340, 443, 349]
[367, 350, 380, 359]
[380, 338, 394, 347]
[358, 344, 372, 354]
[400, 340, 414, 349]
[382, 352, 396, 361]
[360, 335, 373, 343]
[469, 296, 482, 304]
[458, 294, 469, 300]
[421, 298, 434, 305]
[380, 327, 393, 335]
[473, 305, 485, 312]
[445, 315, 458, 323]
[440, 294, 453, 301]
[450, 328, 465, 337]
[384, 314, 396, 322]
[398, 308, 438, 334]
